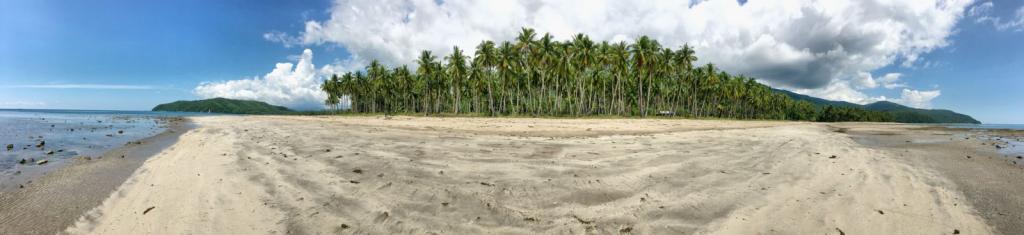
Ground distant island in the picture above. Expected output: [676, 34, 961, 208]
[152, 98, 293, 114]
[317, 28, 979, 124]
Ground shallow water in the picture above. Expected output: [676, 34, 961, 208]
[945, 123, 1024, 131]
[0, 109, 200, 175]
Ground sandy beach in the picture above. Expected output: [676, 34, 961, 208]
[54, 116, 1023, 234]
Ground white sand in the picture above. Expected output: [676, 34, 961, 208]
[66, 116, 992, 234]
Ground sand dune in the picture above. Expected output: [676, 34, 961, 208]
[66, 116, 991, 234]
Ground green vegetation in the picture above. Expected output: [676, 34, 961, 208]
[778, 89, 980, 123]
[152, 98, 293, 114]
[321, 28, 891, 122]
[318, 28, 976, 123]
[864, 101, 980, 124]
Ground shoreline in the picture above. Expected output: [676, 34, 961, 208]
[0, 117, 191, 235]
[61, 116, 1016, 234]
[837, 123, 1024, 234]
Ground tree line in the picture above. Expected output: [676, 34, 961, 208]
[320, 28, 891, 122]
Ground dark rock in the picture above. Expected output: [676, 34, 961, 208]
[19, 159, 27, 164]
[118, 130, 124, 134]
[349, 180, 360, 184]
[352, 168, 363, 174]
[5, 144, 12, 150]
[36, 159, 49, 165]
[877, 210, 884, 215]
[829, 155, 838, 159]
[47, 150, 54, 155]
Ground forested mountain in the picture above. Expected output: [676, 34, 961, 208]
[153, 98, 293, 114]
[319, 28, 971, 123]
[776, 89, 980, 123]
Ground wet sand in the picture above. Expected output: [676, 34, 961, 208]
[63, 116, 1016, 234]
[0, 118, 190, 235]
[835, 123, 1024, 234]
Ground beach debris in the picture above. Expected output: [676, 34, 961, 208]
[619, 225, 633, 233]
[523, 217, 538, 222]
[143, 206, 156, 215]
[954, 229, 960, 234]
[966, 156, 972, 159]
[36, 141, 45, 148]
[374, 212, 390, 223]
[349, 180, 360, 184]
[83, 156, 92, 161]
[829, 155, 838, 159]
[441, 202, 449, 207]
[352, 168, 363, 174]
[47, 150, 54, 155]
[835, 227, 846, 235]
[480, 182, 494, 186]
[19, 159, 27, 164]
[324, 149, 331, 152]
[339, 224, 350, 230]
[36, 159, 49, 165]
[877, 210, 884, 215]
[572, 214, 593, 224]
[5, 144, 12, 150]
[118, 130, 124, 134]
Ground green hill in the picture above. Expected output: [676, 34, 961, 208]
[152, 98, 293, 114]
[775, 89, 980, 124]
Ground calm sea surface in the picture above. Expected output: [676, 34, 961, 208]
[0, 109, 203, 174]
[944, 123, 1024, 131]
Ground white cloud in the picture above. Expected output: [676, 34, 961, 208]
[854, 72, 906, 89]
[6, 84, 156, 90]
[263, 31, 303, 48]
[793, 80, 940, 109]
[894, 89, 942, 108]
[795, 80, 885, 105]
[286, 0, 972, 91]
[194, 49, 327, 110]
[969, 1, 1024, 31]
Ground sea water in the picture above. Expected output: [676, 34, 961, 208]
[945, 123, 1024, 131]
[0, 109, 200, 175]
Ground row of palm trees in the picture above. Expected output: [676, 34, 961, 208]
[321, 28, 890, 122]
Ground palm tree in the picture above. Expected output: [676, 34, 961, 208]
[320, 30, 889, 123]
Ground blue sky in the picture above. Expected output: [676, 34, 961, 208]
[1, 0, 1022, 123]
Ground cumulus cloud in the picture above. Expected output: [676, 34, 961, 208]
[794, 80, 940, 109]
[854, 72, 905, 89]
[194, 49, 327, 110]
[969, 1, 1024, 31]
[894, 89, 942, 108]
[286, 0, 971, 91]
